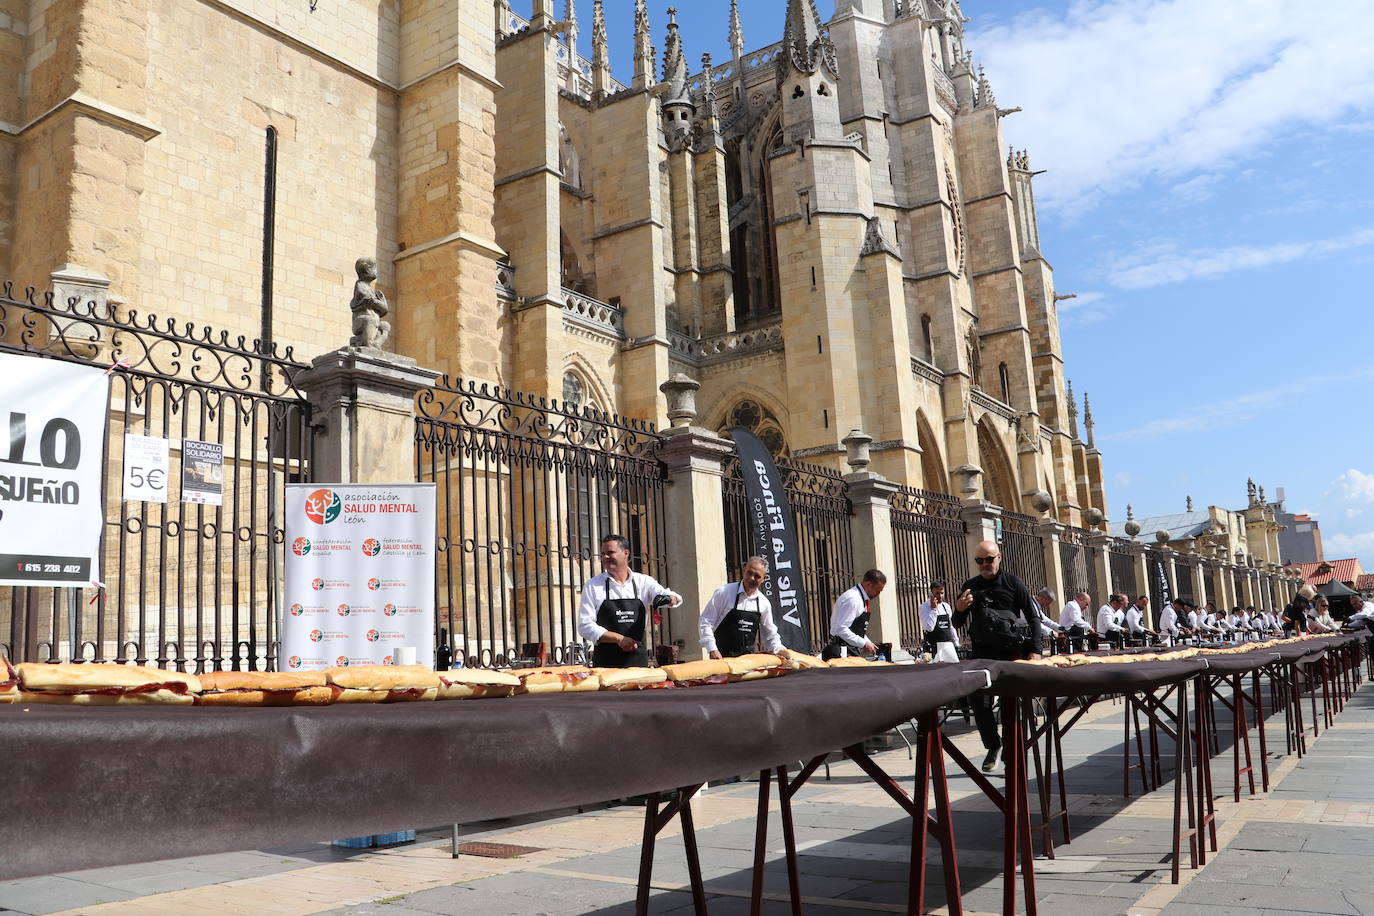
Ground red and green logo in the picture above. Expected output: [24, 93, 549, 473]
[362, 538, 381, 557]
[310, 577, 325, 591]
[367, 578, 381, 591]
[304, 489, 342, 525]
[335, 656, 349, 667]
[292, 537, 312, 556]
[289, 603, 304, 617]
[366, 629, 380, 642]
[383, 604, 397, 617]
[337, 604, 350, 616]
[309, 629, 323, 643]
[287, 655, 302, 669]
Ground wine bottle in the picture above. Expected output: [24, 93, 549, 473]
[436, 627, 452, 671]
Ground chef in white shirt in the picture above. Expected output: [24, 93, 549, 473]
[1158, 598, 1185, 644]
[699, 556, 785, 659]
[1097, 594, 1128, 648]
[1033, 588, 1064, 653]
[1125, 595, 1156, 645]
[1060, 590, 1096, 651]
[823, 569, 886, 659]
[578, 533, 682, 668]
[919, 582, 960, 663]
[1347, 595, 1374, 633]
[1227, 607, 1254, 640]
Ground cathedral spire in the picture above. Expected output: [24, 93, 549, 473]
[530, 0, 554, 30]
[974, 65, 996, 109]
[1066, 379, 1080, 439]
[700, 52, 721, 137]
[778, 0, 838, 83]
[591, 0, 611, 98]
[632, 0, 654, 91]
[662, 7, 688, 102]
[728, 0, 745, 63]
[564, 0, 579, 58]
[1083, 392, 1096, 448]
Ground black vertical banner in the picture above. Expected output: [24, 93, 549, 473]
[728, 427, 811, 651]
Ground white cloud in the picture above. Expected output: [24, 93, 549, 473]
[1330, 469, 1374, 505]
[1107, 228, 1374, 289]
[1106, 370, 1374, 443]
[1055, 290, 1113, 325]
[969, 0, 1374, 214]
[1309, 470, 1374, 562]
[1323, 531, 1374, 558]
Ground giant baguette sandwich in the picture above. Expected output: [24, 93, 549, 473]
[197, 670, 336, 706]
[595, 667, 670, 690]
[725, 653, 790, 681]
[662, 658, 732, 686]
[778, 648, 826, 670]
[16, 662, 202, 705]
[1, 656, 17, 703]
[324, 665, 439, 702]
[436, 667, 521, 700]
[825, 656, 890, 668]
[513, 666, 601, 694]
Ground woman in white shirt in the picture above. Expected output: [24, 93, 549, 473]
[1310, 597, 1338, 633]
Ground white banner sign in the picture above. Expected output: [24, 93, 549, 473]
[0, 353, 110, 587]
[122, 434, 169, 503]
[281, 483, 436, 671]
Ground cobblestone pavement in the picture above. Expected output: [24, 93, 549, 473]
[4, 682, 1372, 916]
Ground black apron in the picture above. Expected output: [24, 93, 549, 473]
[928, 606, 954, 643]
[714, 587, 761, 658]
[822, 587, 870, 660]
[591, 576, 649, 668]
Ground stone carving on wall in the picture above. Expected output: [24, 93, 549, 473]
[349, 257, 391, 350]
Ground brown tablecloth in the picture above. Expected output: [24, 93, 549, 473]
[0, 664, 987, 881]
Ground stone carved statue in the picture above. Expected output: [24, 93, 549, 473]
[350, 257, 391, 350]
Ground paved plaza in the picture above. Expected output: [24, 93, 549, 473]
[4, 682, 1373, 916]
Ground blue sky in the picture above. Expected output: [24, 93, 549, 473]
[545, 0, 1374, 562]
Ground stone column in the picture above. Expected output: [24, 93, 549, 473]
[1189, 557, 1208, 608]
[961, 500, 1002, 581]
[1086, 530, 1113, 599]
[1127, 541, 1152, 626]
[1241, 569, 1256, 608]
[296, 347, 440, 484]
[657, 376, 732, 661]
[1163, 548, 1179, 600]
[1037, 521, 1066, 604]
[846, 472, 902, 656]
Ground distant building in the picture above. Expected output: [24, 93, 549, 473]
[1293, 559, 1365, 590]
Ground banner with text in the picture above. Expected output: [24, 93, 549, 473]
[728, 427, 811, 651]
[282, 483, 436, 670]
[0, 353, 109, 587]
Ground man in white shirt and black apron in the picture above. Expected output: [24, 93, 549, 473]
[577, 534, 681, 668]
[919, 582, 959, 663]
[822, 570, 885, 660]
[699, 556, 784, 658]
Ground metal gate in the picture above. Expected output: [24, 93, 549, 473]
[998, 510, 1046, 592]
[0, 283, 314, 671]
[889, 487, 967, 653]
[415, 377, 668, 668]
[1059, 525, 1098, 600]
[1109, 540, 1139, 598]
[723, 455, 853, 654]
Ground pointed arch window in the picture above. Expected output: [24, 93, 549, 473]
[998, 362, 1011, 405]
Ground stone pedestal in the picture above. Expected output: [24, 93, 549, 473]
[296, 347, 440, 484]
[1125, 541, 1152, 626]
[845, 472, 903, 656]
[658, 426, 734, 660]
[1086, 531, 1113, 600]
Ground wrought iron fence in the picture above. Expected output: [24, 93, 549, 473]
[1203, 564, 1217, 608]
[723, 454, 853, 654]
[415, 378, 668, 668]
[1173, 556, 1193, 603]
[889, 486, 967, 652]
[0, 282, 314, 671]
[997, 510, 1046, 591]
[1059, 525, 1099, 601]
[1109, 539, 1140, 598]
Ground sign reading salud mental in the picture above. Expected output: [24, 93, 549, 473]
[0, 352, 110, 587]
[727, 427, 811, 651]
[282, 483, 436, 670]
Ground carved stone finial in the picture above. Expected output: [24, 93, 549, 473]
[728, 0, 745, 60]
[1258, 484, 1266, 503]
[659, 374, 700, 427]
[842, 428, 874, 473]
[1082, 391, 1095, 448]
[1155, 529, 1170, 545]
[349, 257, 391, 350]
[1186, 495, 1194, 512]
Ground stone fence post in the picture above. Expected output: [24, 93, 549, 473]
[1037, 521, 1066, 605]
[658, 376, 732, 661]
[1086, 530, 1113, 601]
[842, 429, 902, 657]
[296, 347, 440, 483]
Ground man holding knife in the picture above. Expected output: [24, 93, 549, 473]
[577, 534, 681, 667]
[699, 556, 784, 658]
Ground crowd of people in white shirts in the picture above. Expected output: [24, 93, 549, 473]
[917, 580, 1374, 658]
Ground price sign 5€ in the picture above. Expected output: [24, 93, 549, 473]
[122, 434, 170, 503]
